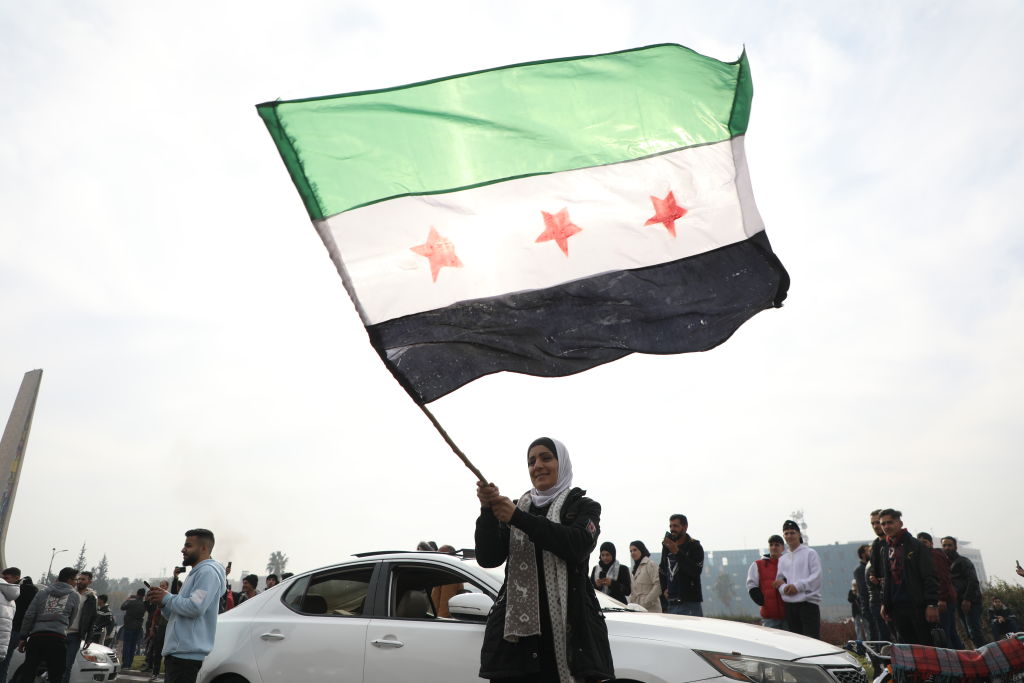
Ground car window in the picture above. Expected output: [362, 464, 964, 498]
[282, 575, 310, 612]
[286, 565, 374, 616]
[388, 563, 487, 620]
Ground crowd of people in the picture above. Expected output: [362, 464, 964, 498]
[579, 506, 1021, 650]
[845, 508, 1019, 648]
[0, 529, 228, 683]
[2, 462, 1022, 683]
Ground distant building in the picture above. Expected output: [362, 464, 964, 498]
[659, 539, 987, 622]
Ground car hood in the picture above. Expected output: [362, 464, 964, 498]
[83, 642, 116, 656]
[604, 612, 843, 660]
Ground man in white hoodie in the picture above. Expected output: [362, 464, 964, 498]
[773, 519, 822, 639]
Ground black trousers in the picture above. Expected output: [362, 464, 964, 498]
[889, 603, 932, 645]
[20, 634, 67, 683]
[165, 655, 203, 683]
[146, 625, 167, 674]
[784, 601, 821, 639]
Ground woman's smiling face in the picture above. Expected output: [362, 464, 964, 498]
[527, 444, 559, 491]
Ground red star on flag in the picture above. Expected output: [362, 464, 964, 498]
[536, 208, 583, 256]
[410, 227, 463, 282]
[645, 191, 688, 237]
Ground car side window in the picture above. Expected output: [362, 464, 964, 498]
[282, 575, 310, 612]
[388, 564, 486, 620]
[285, 565, 374, 617]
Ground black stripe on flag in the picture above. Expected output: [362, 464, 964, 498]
[367, 231, 789, 404]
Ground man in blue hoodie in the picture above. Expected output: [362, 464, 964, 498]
[145, 529, 225, 683]
[17, 567, 81, 683]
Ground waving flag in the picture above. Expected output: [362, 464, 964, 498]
[257, 43, 788, 404]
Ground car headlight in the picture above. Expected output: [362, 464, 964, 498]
[696, 651, 835, 683]
[81, 651, 101, 663]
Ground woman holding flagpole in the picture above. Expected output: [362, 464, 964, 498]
[475, 437, 614, 683]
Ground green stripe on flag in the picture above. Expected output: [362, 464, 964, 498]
[257, 43, 752, 221]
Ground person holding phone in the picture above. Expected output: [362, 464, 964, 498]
[591, 542, 630, 604]
[145, 529, 225, 683]
[659, 514, 705, 616]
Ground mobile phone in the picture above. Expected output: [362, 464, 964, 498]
[143, 581, 151, 589]
[226, 561, 232, 571]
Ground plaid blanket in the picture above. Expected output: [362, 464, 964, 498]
[892, 635, 1024, 682]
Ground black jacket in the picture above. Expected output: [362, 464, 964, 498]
[75, 592, 97, 644]
[853, 561, 871, 617]
[878, 530, 938, 610]
[658, 535, 704, 603]
[12, 581, 38, 633]
[591, 564, 630, 604]
[946, 551, 982, 604]
[120, 596, 147, 629]
[92, 604, 115, 641]
[475, 487, 614, 681]
[868, 536, 886, 606]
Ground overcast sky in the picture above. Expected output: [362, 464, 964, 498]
[2, 1, 1022, 586]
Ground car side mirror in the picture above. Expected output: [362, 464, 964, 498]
[447, 593, 493, 621]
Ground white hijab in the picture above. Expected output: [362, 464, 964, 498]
[528, 437, 573, 508]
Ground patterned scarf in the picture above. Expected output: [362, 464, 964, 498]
[593, 560, 621, 596]
[504, 487, 573, 683]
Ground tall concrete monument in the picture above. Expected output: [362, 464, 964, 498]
[0, 370, 43, 569]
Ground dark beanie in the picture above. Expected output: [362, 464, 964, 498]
[782, 520, 800, 532]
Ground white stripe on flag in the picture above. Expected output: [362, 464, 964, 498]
[316, 136, 763, 326]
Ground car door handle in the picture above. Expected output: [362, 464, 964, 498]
[371, 638, 404, 648]
[260, 632, 286, 641]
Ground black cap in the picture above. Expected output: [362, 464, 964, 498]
[782, 520, 800, 532]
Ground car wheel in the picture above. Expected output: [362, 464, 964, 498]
[210, 675, 249, 683]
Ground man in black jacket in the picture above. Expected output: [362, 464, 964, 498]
[659, 514, 705, 616]
[853, 545, 877, 639]
[866, 509, 891, 640]
[91, 595, 115, 646]
[942, 536, 989, 646]
[878, 509, 939, 645]
[120, 588, 147, 669]
[989, 597, 1020, 640]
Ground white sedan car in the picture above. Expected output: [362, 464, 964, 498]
[5, 640, 120, 682]
[200, 551, 865, 683]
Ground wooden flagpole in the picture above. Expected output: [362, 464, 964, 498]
[417, 402, 487, 483]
